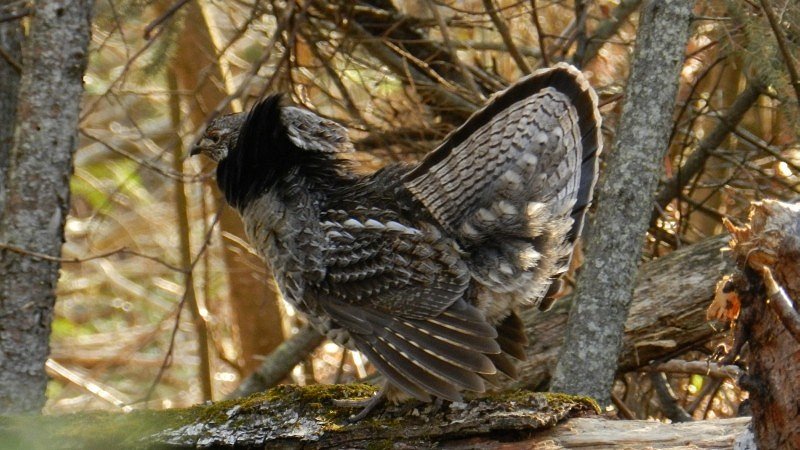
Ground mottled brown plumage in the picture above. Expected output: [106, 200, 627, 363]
[192, 63, 602, 419]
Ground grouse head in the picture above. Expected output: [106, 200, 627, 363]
[191, 111, 245, 162]
[191, 95, 355, 210]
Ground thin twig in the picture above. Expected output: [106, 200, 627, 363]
[0, 6, 30, 24]
[610, 391, 636, 419]
[0, 242, 188, 273]
[581, 0, 643, 64]
[702, 379, 724, 420]
[144, 0, 193, 40]
[46, 359, 132, 411]
[572, 0, 589, 67]
[333, 351, 348, 385]
[0, 44, 22, 73]
[168, 72, 213, 401]
[425, 0, 483, 99]
[652, 80, 763, 223]
[139, 210, 221, 404]
[482, 0, 531, 74]
[227, 326, 325, 399]
[641, 359, 741, 379]
[440, 40, 542, 58]
[343, 18, 477, 119]
[303, 31, 365, 124]
[759, 0, 800, 104]
[686, 377, 723, 415]
[529, 0, 549, 67]
[198, 4, 291, 126]
[649, 372, 694, 422]
[732, 124, 800, 176]
[79, 16, 172, 121]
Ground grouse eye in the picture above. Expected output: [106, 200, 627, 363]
[208, 130, 222, 144]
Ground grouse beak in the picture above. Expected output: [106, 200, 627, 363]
[190, 136, 215, 157]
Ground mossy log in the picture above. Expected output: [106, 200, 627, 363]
[0, 384, 751, 449]
[0, 385, 598, 449]
[0, 384, 752, 449]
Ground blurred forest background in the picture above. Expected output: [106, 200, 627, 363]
[2, 0, 798, 423]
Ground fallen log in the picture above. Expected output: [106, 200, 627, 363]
[0, 228, 744, 448]
[510, 234, 732, 390]
[529, 416, 750, 449]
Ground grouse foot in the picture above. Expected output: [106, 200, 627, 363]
[333, 383, 388, 422]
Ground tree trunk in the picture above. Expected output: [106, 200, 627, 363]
[0, 0, 23, 215]
[167, 73, 213, 401]
[550, 0, 694, 405]
[0, 0, 93, 414]
[723, 200, 800, 449]
[170, 2, 285, 379]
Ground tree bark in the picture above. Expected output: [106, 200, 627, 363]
[0, 0, 93, 414]
[550, 0, 694, 406]
[0, 0, 23, 216]
[532, 416, 750, 450]
[723, 200, 800, 449]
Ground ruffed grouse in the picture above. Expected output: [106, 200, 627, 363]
[192, 63, 602, 419]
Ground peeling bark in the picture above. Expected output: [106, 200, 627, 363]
[0, 0, 93, 414]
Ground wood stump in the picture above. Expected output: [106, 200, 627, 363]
[718, 200, 800, 449]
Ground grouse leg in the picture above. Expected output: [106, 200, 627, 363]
[333, 382, 388, 422]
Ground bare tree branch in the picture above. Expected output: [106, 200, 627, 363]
[759, 0, 800, 104]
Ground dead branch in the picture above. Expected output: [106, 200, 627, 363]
[760, 264, 800, 344]
[227, 326, 325, 399]
[652, 80, 763, 223]
[759, 0, 800, 104]
[641, 359, 741, 379]
[650, 371, 693, 422]
[509, 234, 732, 391]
